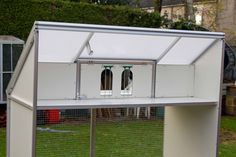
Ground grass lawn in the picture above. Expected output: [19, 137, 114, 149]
[36, 120, 164, 157]
[219, 116, 236, 157]
[0, 116, 236, 157]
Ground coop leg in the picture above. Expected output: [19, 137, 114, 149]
[90, 108, 96, 157]
[126, 108, 129, 117]
[147, 107, 151, 119]
[137, 107, 140, 119]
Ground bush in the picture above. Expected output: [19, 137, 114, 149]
[0, 0, 161, 40]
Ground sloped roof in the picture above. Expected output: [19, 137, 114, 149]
[0, 35, 24, 44]
[35, 21, 224, 65]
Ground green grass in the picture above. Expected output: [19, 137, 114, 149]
[36, 120, 163, 157]
[1, 117, 236, 157]
[0, 128, 6, 157]
[219, 116, 236, 157]
[221, 116, 236, 132]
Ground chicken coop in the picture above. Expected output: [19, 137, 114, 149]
[6, 21, 224, 157]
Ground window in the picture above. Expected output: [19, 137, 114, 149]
[121, 66, 133, 95]
[1, 44, 23, 100]
[12, 44, 23, 70]
[100, 65, 113, 96]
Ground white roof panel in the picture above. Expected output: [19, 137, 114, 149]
[158, 38, 216, 65]
[80, 33, 177, 60]
[38, 30, 90, 62]
[36, 21, 225, 64]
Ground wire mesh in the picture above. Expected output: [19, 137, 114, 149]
[36, 106, 164, 157]
[36, 109, 90, 157]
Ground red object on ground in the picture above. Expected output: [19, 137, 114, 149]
[47, 110, 60, 124]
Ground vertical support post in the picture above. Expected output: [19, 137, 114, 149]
[151, 61, 157, 98]
[76, 61, 81, 99]
[0, 44, 3, 101]
[6, 96, 11, 157]
[149, 61, 157, 119]
[32, 29, 39, 157]
[216, 39, 225, 157]
[90, 108, 96, 157]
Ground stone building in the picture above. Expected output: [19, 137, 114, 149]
[140, 0, 236, 47]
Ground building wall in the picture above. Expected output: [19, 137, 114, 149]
[216, 0, 236, 46]
[158, 0, 236, 46]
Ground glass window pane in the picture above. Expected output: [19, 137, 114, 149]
[121, 69, 133, 95]
[3, 44, 11, 71]
[3, 73, 12, 100]
[12, 44, 23, 70]
[100, 68, 113, 96]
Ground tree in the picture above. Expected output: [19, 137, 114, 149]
[185, 0, 194, 21]
[154, 0, 162, 13]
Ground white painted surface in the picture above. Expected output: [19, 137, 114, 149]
[194, 40, 223, 99]
[11, 45, 35, 107]
[163, 40, 223, 157]
[9, 100, 33, 157]
[80, 64, 152, 98]
[164, 106, 218, 157]
[156, 65, 194, 97]
[38, 30, 90, 62]
[80, 33, 177, 60]
[37, 97, 217, 109]
[80, 64, 102, 98]
[158, 38, 215, 64]
[37, 63, 76, 99]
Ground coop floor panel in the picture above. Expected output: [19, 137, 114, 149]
[37, 97, 217, 109]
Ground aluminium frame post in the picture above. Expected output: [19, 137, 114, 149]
[151, 61, 157, 98]
[32, 28, 39, 157]
[216, 39, 225, 157]
[0, 44, 2, 101]
[6, 95, 10, 157]
[90, 108, 96, 157]
[76, 61, 81, 99]
[149, 61, 157, 119]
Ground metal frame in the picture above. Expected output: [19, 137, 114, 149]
[216, 39, 225, 157]
[35, 21, 225, 39]
[73, 32, 94, 61]
[0, 44, 2, 102]
[6, 95, 10, 157]
[32, 29, 39, 157]
[156, 37, 181, 63]
[191, 38, 219, 64]
[90, 108, 96, 157]
[78, 58, 155, 65]
[76, 61, 81, 99]
[151, 61, 157, 98]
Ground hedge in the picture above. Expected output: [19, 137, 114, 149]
[0, 0, 161, 41]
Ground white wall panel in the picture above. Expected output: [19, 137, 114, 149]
[80, 64, 102, 98]
[194, 40, 223, 100]
[80, 64, 152, 98]
[164, 106, 218, 157]
[9, 100, 33, 157]
[132, 65, 152, 97]
[156, 65, 194, 97]
[38, 63, 76, 99]
[11, 45, 35, 106]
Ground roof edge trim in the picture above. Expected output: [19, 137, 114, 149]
[35, 21, 225, 39]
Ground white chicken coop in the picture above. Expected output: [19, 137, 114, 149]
[6, 21, 224, 157]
